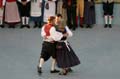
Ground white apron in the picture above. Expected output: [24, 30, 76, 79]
[0, 0, 5, 20]
[43, 0, 56, 22]
[31, 0, 42, 17]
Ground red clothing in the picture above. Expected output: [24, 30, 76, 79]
[68, 0, 71, 6]
[0, 0, 3, 7]
[7, 0, 16, 2]
[44, 24, 54, 36]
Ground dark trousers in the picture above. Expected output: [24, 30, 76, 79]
[67, 6, 76, 29]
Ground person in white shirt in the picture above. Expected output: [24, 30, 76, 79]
[37, 16, 63, 74]
[43, 0, 56, 23]
[30, 0, 43, 28]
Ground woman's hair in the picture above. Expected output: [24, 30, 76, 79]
[58, 19, 65, 29]
[48, 16, 55, 23]
[56, 14, 62, 18]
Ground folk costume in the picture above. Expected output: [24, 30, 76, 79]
[37, 16, 63, 73]
[17, 0, 31, 28]
[63, 0, 77, 30]
[84, 0, 96, 28]
[103, 0, 114, 28]
[0, 0, 5, 28]
[4, 0, 20, 28]
[76, 0, 84, 28]
[56, 26, 80, 74]
[56, 0, 67, 25]
[43, 0, 56, 22]
[30, 0, 43, 28]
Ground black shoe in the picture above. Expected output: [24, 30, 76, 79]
[67, 68, 73, 72]
[59, 70, 68, 75]
[80, 25, 84, 28]
[20, 25, 25, 28]
[59, 72, 67, 75]
[50, 69, 60, 73]
[104, 24, 108, 28]
[0, 25, 4, 28]
[72, 27, 76, 31]
[8, 25, 15, 28]
[37, 66, 42, 74]
[86, 25, 92, 28]
[26, 25, 30, 28]
[109, 24, 112, 28]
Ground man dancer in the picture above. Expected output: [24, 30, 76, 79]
[37, 16, 63, 74]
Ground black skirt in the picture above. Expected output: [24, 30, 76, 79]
[56, 41, 80, 68]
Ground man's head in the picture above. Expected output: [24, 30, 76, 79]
[55, 14, 62, 25]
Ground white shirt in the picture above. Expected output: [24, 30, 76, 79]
[41, 25, 63, 42]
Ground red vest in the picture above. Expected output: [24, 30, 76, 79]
[7, 0, 16, 2]
[0, 0, 3, 7]
[44, 24, 53, 36]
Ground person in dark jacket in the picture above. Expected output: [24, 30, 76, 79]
[63, 0, 77, 30]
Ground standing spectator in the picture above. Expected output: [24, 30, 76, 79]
[0, 0, 5, 28]
[63, 0, 77, 30]
[76, 0, 84, 28]
[56, 0, 67, 25]
[43, 0, 56, 23]
[103, 0, 114, 28]
[4, 0, 20, 28]
[17, 0, 31, 28]
[84, 0, 96, 28]
[30, 0, 43, 28]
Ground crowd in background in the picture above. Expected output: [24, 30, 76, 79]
[0, 0, 114, 30]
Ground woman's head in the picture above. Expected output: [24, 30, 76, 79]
[57, 19, 65, 29]
[55, 14, 62, 25]
[47, 16, 56, 25]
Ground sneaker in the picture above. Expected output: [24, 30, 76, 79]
[50, 69, 60, 73]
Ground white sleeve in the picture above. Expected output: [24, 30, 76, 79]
[39, 0, 42, 2]
[50, 27, 63, 41]
[45, 0, 56, 2]
[27, 0, 30, 2]
[17, 0, 21, 2]
[41, 26, 46, 37]
[52, 0, 56, 2]
[65, 26, 73, 37]
[3, 0, 6, 6]
[44, 0, 48, 2]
